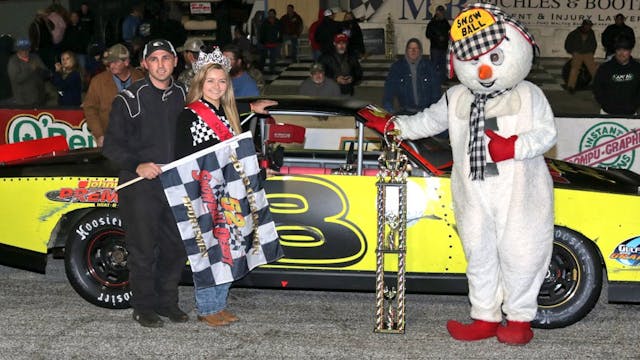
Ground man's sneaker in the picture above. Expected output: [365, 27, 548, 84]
[156, 306, 189, 323]
[132, 310, 164, 328]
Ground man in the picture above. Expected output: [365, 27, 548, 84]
[7, 38, 50, 107]
[83, 43, 144, 146]
[122, 4, 144, 45]
[383, 38, 442, 114]
[259, 8, 282, 73]
[298, 62, 341, 97]
[314, 9, 341, 55]
[222, 44, 260, 96]
[602, 13, 635, 60]
[564, 19, 598, 94]
[425, 5, 450, 82]
[176, 38, 204, 92]
[280, 4, 303, 62]
[318, 33, 363, 96]
[102, 39, 188, 328]
[593, 35, 640, 115]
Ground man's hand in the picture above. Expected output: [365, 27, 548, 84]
[336, 75, 353, 85]
[485, 129, 517, 162]
[250, 100, 278, 114]
[136, 162, 163, 179]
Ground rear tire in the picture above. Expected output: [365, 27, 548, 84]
[64, 209, 131, 309]
[532, 226, 602, 328]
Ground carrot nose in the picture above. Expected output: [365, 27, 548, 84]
[478, 64, 493, 80]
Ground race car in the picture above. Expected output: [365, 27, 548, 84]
[0, 97, 639, 329]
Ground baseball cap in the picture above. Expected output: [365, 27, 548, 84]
[15, 38, 30, 51]
[310, 62, 324, 74]
[177, 38, 204, 53]
[334, 33, 349, 43]
[102, 43, 129, 63]
[142, 39, 177, 59]
[582, 19, 593, 26]
[323, 9, 333, 17]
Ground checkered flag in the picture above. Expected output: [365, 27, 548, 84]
[350, 0, 384, 20]
[160, 132, 283, 288]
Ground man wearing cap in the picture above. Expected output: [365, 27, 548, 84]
[176, 38, 204, 91]
[593, 34, 640, 115]
[564, 19, 598, 94]
[83, 43, 144, 146]
[7, 38, 51, 106]
[318, 33, 363, 96]
[383, 38, 442, 114]
[102, 39, 189, 328]
[315, 9, 342, 55]
[602, 13, 635, 60]
[298, 62, 340, 97]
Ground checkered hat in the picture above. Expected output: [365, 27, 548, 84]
[447, 3, 538, 78]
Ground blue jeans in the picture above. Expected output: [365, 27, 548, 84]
[195, 282, 230, 316]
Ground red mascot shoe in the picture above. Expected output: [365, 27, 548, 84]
[496, 320, 534, 345]
[446, 319, 500, 341]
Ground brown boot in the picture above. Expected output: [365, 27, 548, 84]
[220, 310, 239, 323]
[197, 312, 230, 327]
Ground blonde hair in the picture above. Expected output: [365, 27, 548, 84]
[186, 63, 242, 134]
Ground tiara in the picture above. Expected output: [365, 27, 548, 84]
[193, 47, 231, 74]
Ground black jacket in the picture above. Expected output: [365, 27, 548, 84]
[425, 18, 451, 50]
[601, 23, 635, 56]
[319, 50, 363, 96]
[102, 77, 187, 180]
[593, 57, 640, 115]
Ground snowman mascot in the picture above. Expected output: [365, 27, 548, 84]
[370, 3, 557, 345]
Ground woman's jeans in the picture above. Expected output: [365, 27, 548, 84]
[195, 282, 231, 316]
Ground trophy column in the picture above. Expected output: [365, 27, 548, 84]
[374, 137, 408, 334]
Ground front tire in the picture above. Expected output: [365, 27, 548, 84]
[532, 226, 602, 328]
[64, 209, 132, 309]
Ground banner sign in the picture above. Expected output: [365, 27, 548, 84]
[0, 108, 95, 149]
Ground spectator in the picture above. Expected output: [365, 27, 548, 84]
[342, 12, 365, 59]
[250, 10, 264, 49]
[0, 34, 13, 103]
[78, 2, 95, 41]
[122, 4, 144, 45]
[425, 5, 450, 82]
[383, 38, 442, 114]
[176, 38, 204, 92]
[259, 8, 282, 73]
[52, 50, 83, 106]
[29, 10, 56, 72]
[7, 38, 50, 107]
[46, 5, 67, 47]
[83, 43, 144, 146]
[318, 33, 363, 96]
[593, 35, 640, 115]
[601, 13, 635, 60]
[298, 62, 341, 97]
[62, 11, 90, 72]
[102, 39, 188, 328]
[232, 27, 253, 62]
[315, 9, 341, 55]
[222, 44, 260, 97]
[564, 19, 598, 94]
[85, 42, 105, 80]
[308, 9, 324, 60]
[280, 4, 303, 62]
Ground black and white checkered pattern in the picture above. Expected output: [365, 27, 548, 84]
[188, 104, 234, 146]
[350, 0, 384, 20]
[468, 88, 510, 180]
[160, 132, 283, 288]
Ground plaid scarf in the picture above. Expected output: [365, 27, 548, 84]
[468, 88, 510, 180]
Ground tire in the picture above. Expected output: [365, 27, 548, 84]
[532, 226, 602, 329]
[64, 209, 132, 309]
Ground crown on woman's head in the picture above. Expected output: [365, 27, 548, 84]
[193, 47, 231, 74]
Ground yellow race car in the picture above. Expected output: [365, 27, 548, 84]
[1, 97, 638, 329]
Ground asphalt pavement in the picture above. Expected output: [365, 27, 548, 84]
[0, 257, 637, 359]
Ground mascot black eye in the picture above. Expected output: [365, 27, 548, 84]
[490, 49, 505, 65]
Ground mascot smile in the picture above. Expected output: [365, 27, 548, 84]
[370, 3, 558, 345]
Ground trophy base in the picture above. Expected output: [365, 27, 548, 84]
[374, 327, 405, 334]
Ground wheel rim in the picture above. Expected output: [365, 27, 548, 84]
[85, 229, 129, 288]
[538, 243, 580, 307]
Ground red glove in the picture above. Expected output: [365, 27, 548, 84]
[366, 117, 395, 134]
[485, 129, 517, 162]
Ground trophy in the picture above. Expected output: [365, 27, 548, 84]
[374, 128, 407, 334]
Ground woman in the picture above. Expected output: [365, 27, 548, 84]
[52, 50, 83, 106]
[175, 53, 276, 327]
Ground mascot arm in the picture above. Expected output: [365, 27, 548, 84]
[513, 87, 558, 160]
[394, 90, 449, 140]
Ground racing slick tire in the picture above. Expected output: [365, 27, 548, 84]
[64, 209, 132, 309]
[532, 226, 602, 329]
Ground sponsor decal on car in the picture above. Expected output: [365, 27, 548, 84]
[45, 179, 118, 204]
[6, 111, 95, 149]
[610, 236, 640, 266]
